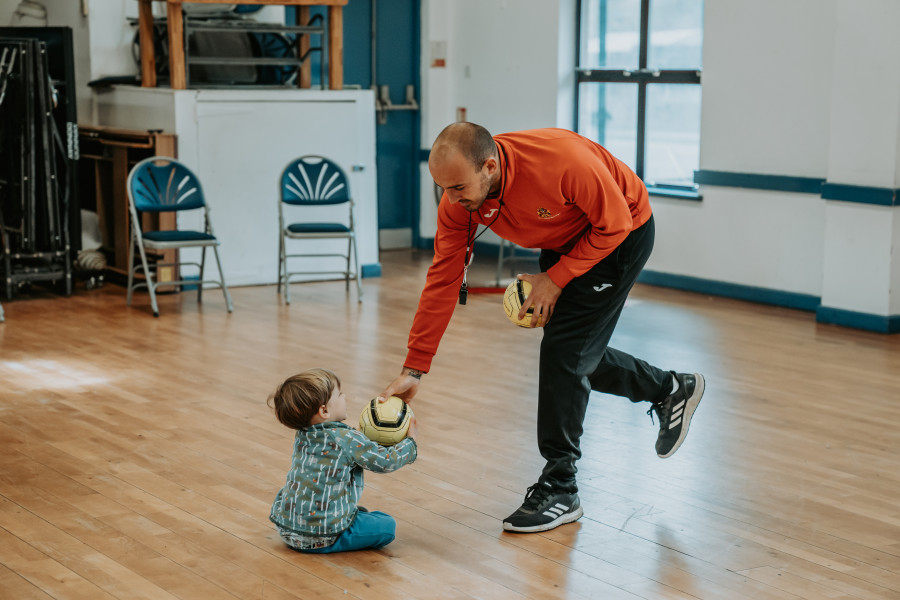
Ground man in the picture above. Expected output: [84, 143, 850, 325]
[378, 123, 705, 533]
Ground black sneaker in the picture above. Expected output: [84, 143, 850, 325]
[502, 482, 583, 533]
[649, 373, 705, 458]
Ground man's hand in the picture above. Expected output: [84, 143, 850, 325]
[377, 368, 422, 404]
[517, 272, 562, 328]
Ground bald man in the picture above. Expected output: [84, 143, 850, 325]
[379, 123, 705, 533]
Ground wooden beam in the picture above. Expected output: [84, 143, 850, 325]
[138, 0, 156, 87]
[327, 5, 343, 90]
[296, 6, 311, 89]
[166, 1, 186, 89]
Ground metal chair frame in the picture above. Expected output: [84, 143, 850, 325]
[126, 156, 233, 317]
[277, 155, 362, 304]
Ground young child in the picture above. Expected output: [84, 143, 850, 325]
[268, 368, 418, 553]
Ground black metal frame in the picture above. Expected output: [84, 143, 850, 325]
[0, 31, 75, 300]
[575, 0, 701, 192]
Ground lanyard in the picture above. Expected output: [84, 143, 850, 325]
[459, 202, 503, 305]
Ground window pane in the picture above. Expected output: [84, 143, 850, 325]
[579, 0, 641, 69]
[645, 84, 701, 186]
[648, 0, 704, 69]
[578, 82, 638, 172]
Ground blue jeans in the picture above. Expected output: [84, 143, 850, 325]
[302, 511, 396, 553]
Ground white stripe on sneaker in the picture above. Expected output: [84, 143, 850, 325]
[543, 503, 571, 518]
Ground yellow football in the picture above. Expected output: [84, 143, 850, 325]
[358, 396, 413, 445]
[503, 279, 542, 327]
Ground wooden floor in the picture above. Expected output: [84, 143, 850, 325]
[1, 249, 899, 600]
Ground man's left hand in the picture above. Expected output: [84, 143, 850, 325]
[517, 272, 561, 328]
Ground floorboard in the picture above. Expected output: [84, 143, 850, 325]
[1, 248, 898, 599]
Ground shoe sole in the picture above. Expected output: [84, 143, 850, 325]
[658, 373, 705, 459]
[502, 506, 584, 533]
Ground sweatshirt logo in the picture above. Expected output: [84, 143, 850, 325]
[537, 207, 559, 219]
[483, 208, 498, 218]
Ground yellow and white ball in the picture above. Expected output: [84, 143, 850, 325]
[359, 396, 413, 445]
[503, 279, 542, 327]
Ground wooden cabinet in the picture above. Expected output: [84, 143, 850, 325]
[78, 126, 179, 283]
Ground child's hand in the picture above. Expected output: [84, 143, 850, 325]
[406, 416, 418, 442]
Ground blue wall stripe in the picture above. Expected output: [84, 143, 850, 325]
[361, 263, 382, 278]
[693, 170, 824, 194]
[637, 270, 821, 312]
[821, 183, 898, 206]
[694, 169, 900, 206]
[815, 306, 900, 334]
[408, 247, 898, 334]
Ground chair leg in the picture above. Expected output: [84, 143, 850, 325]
[126, 232, 136, 306]
[277, 234, 284, 295]
[282, 237, 292, 305]
[284, 268, 291, 305]
[345, 237, 352, 292]
[211, 244, 233, 313]
[136, 242, 159, 317]
[198, 247, 207, 304]
[352, 234, 362, 302]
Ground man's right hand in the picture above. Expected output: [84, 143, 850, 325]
[377, 369, 421, 404]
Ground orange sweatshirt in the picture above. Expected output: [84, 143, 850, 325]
[405, 128, 652, 372]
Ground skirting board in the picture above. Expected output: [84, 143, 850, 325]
[639, 270, 899, 334]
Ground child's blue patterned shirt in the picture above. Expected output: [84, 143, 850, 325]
[270, 422, 417, 545]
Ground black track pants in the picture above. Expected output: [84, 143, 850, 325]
[536, 216, 671, 492]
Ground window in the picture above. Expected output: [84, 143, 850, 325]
[576, 0, 703, 197]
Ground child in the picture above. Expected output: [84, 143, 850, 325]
[268, 368, 417, 553]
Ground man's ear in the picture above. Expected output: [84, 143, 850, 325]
[483, 155, 499, 177]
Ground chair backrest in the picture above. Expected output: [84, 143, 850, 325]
[280, 156, 351, 206]
[128, 157, 206, 213]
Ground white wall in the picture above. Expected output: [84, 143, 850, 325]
[700, 0, 835, 178]
[658, 0, 900, 323]
[820, 0, 900, 318]
[95, 87, 380, 288]
[418, 0, 576, 240]
[416, 0, 900, 326]
[1, 1, 21, 25]
[826, 0, 900, 188]
[650, 0, 839, 298]
[649, 189, 825, 296]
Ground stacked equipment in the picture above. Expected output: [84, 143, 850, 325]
[0, 30, 77, 299]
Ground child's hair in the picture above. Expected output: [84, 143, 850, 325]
[268, 368, 341, 429]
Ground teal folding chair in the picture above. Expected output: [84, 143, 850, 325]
[277, 155, 362, 304]
[126, 156, 233, 317]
